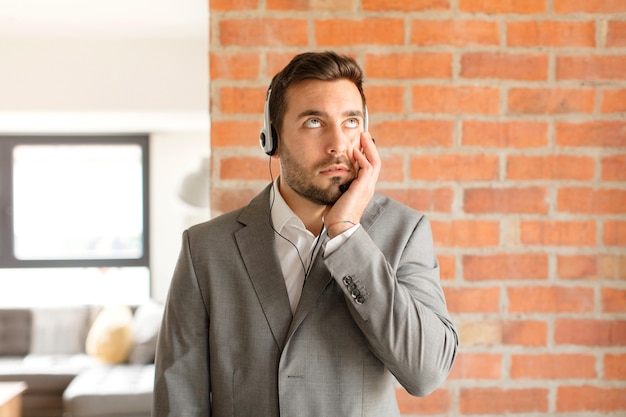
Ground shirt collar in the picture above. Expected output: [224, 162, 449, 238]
[270, 177, 306, 233]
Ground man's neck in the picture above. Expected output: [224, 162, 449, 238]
[277, 177, 326, 235]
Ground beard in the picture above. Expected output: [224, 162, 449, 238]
[280, 145, 354, 206]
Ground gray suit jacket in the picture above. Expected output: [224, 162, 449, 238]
[153, 185, 458, 417]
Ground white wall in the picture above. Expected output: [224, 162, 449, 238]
[0, 27, 209, 303]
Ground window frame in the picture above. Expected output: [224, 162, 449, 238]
[0, 134, 150, 268]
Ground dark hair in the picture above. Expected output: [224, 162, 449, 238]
[267, 51, 366, 139]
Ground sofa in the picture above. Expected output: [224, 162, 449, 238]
[0, 301, 163, 417]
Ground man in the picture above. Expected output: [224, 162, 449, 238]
[153, 51, 458, 417]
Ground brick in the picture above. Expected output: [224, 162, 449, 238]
[380, 188, 454, 213]
[557, 385, 626, 413]
[219, 86, 266, 115]
[556, 121, 626, 147]
[507, 155, 595, 181]
[464, 187, 549, 214]
[444, 286, 500, 313]
[520, 220, 596, 246]
[459, 0, 546, 14]
[558, 254, 626, 280]
[266, 52, 299, 78]
[211, 188, 262, 215]
[458, 319, 502, 346]
[463, 121, 548, 148]
[411, 19, 499, 46]
[210, 0, 257, 11]
[412, 85, 499, 114]
[511, 353, 597, 379]
[554, 0, 626, 13]
[557, 255, 597, 279]
[363, 85, 406, 113]
[557, 187, 626, 215]
[438, 254, 456, 280]
[371, 120, 454, 148]
[508, 87, 595, 114]
[605, 354, 626, 380]
[604, 220, 626, 246]
[607, 20, 626, 47]
[315, 18, 404, 46]
[557, 55, 626, 81]
[508, 20, 595, 47]
[211, 120, 263, 148]
[601, 154, 626, 181]
[463, 253, 549, 281]
[502, 320, 548, 346]
[431, 220, 500, 247]
[448, 352, 502, 380]
[268, 0, 353, 11]
[378, 154, 404, 182]
[210, 52, 260, 80]
[410, 154, 499, 181]
[508, 286, 595, 313]
[597, 254, 626, 279]
[363, 0, 450, 12]
[603, 288, 626, 313]
[601, 89, 626, 113]
[555, 319, 626, 346]
[365, 53, 452, 79]
[220, 156, 271, 180]
[461, 52, 548, 81]
[460, 387, 549, 414]
[219, 18, 308, 46]
[396, 387, 451, 414]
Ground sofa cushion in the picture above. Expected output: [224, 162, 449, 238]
[63, 364, 154, 417]
[85, 305, 133, 364]
[0, 309, 32, 356]
[128, 301, 163, 364]
[30, 306, 92, 355]
[0, 354, 97, 392]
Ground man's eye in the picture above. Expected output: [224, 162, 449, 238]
[346, 118, 359, 128]
[305, 118, 321, 128]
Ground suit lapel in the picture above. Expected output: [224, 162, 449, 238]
[235, 186, 293, 351]
[288, 250, 331, 339]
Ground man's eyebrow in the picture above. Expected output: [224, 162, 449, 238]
[296, 109, 326, 119]
[296, 109, 364, 119]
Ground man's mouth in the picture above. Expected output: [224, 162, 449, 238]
[320, 164, 349, 175]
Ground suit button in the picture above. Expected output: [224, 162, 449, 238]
[348, 283, 357, 292]
[343, 276, 353, 286]
[356, 295, 365, 304]
[351, 288, 360, 298]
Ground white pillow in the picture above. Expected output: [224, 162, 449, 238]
[128, 300, 164, 364]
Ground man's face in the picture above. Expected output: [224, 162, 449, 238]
[277, 78, 366, 206]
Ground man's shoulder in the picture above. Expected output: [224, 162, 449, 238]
[187, 185, 272, 237]
[372, 192, 426, 219]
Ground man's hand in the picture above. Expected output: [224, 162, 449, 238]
[324, 132, 380, 238]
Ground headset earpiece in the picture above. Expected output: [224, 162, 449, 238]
[260, 89, 277, 156]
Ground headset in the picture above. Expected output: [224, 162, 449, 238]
[259, 88, 369, 156]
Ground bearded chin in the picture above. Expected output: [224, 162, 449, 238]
[294, 178, 342, 205]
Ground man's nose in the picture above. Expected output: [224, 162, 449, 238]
[325, 124, 353, 155]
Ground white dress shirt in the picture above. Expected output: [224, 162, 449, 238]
[270, 179, 359, 313]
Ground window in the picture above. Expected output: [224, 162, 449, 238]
[0, 135, 150, 305]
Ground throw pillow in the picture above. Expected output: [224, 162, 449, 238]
[85, 305, 134, 364]
[30, 306, 91, 354]
[128, 300, 164, 364]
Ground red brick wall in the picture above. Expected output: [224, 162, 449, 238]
[209, 0, 626, 415]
